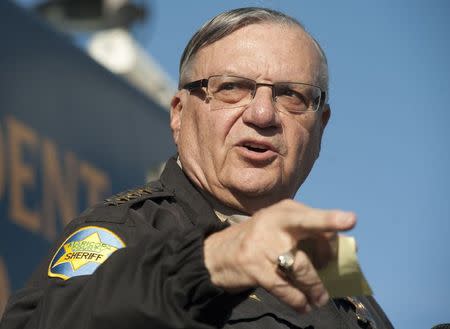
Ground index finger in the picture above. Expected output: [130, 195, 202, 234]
[281, 203, 356, 238]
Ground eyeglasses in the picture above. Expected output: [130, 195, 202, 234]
[182, 75, 326, 113]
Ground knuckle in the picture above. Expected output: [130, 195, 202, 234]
[260, 274, 292, 297]
[293, 252, 312, 278]
[265, 276, 312, 313]
[282, 290, 310, 313]
[293, 293, 308, 309]
[262, 276, 281, 292]
[309, 281, 328, 304]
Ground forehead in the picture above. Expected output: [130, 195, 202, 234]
[191, 23, 322, 84]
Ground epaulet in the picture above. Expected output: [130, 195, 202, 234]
[103, 183, 174, 207]
[81, 184, 174, 224]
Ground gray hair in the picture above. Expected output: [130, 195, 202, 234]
[178, 7, 329, 97]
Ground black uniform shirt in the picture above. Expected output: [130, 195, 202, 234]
[0, 157, 394, 329]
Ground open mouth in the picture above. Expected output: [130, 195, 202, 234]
[242, 142, 270, 153]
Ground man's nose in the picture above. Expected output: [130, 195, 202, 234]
[241, 86, 281, 128]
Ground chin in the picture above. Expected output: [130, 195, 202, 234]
[229, 184, 289, 214]
[218, 167, 295, 207]
[227, 176, 282, 197]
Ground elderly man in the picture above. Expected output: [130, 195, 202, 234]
[0, 7, 393, 329]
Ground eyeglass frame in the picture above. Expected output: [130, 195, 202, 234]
[181, 74, 327, 113]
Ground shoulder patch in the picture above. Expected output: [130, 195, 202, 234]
[48, 226, 125, 280]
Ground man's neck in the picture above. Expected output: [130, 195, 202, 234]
[202, 191, 250, 224]
[176, 156, 250, 224]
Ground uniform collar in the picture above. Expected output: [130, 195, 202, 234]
[159, 156, 222, 228]
[160, 156, 250, 226]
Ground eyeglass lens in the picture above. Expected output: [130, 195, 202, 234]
[207, 75, 321, 112]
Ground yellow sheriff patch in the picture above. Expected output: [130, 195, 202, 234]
[48, 226, 125, 280]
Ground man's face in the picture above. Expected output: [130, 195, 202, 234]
[171, 23, 329, 213]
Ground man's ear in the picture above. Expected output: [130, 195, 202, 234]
[315, 103, 331, 160]
[170, 90, 184, 146]
[320, 103, 331, 135]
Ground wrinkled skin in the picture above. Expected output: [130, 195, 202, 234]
[171, 23, 330, 214]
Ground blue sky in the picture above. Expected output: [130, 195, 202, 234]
[14, 0, 450, 327]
